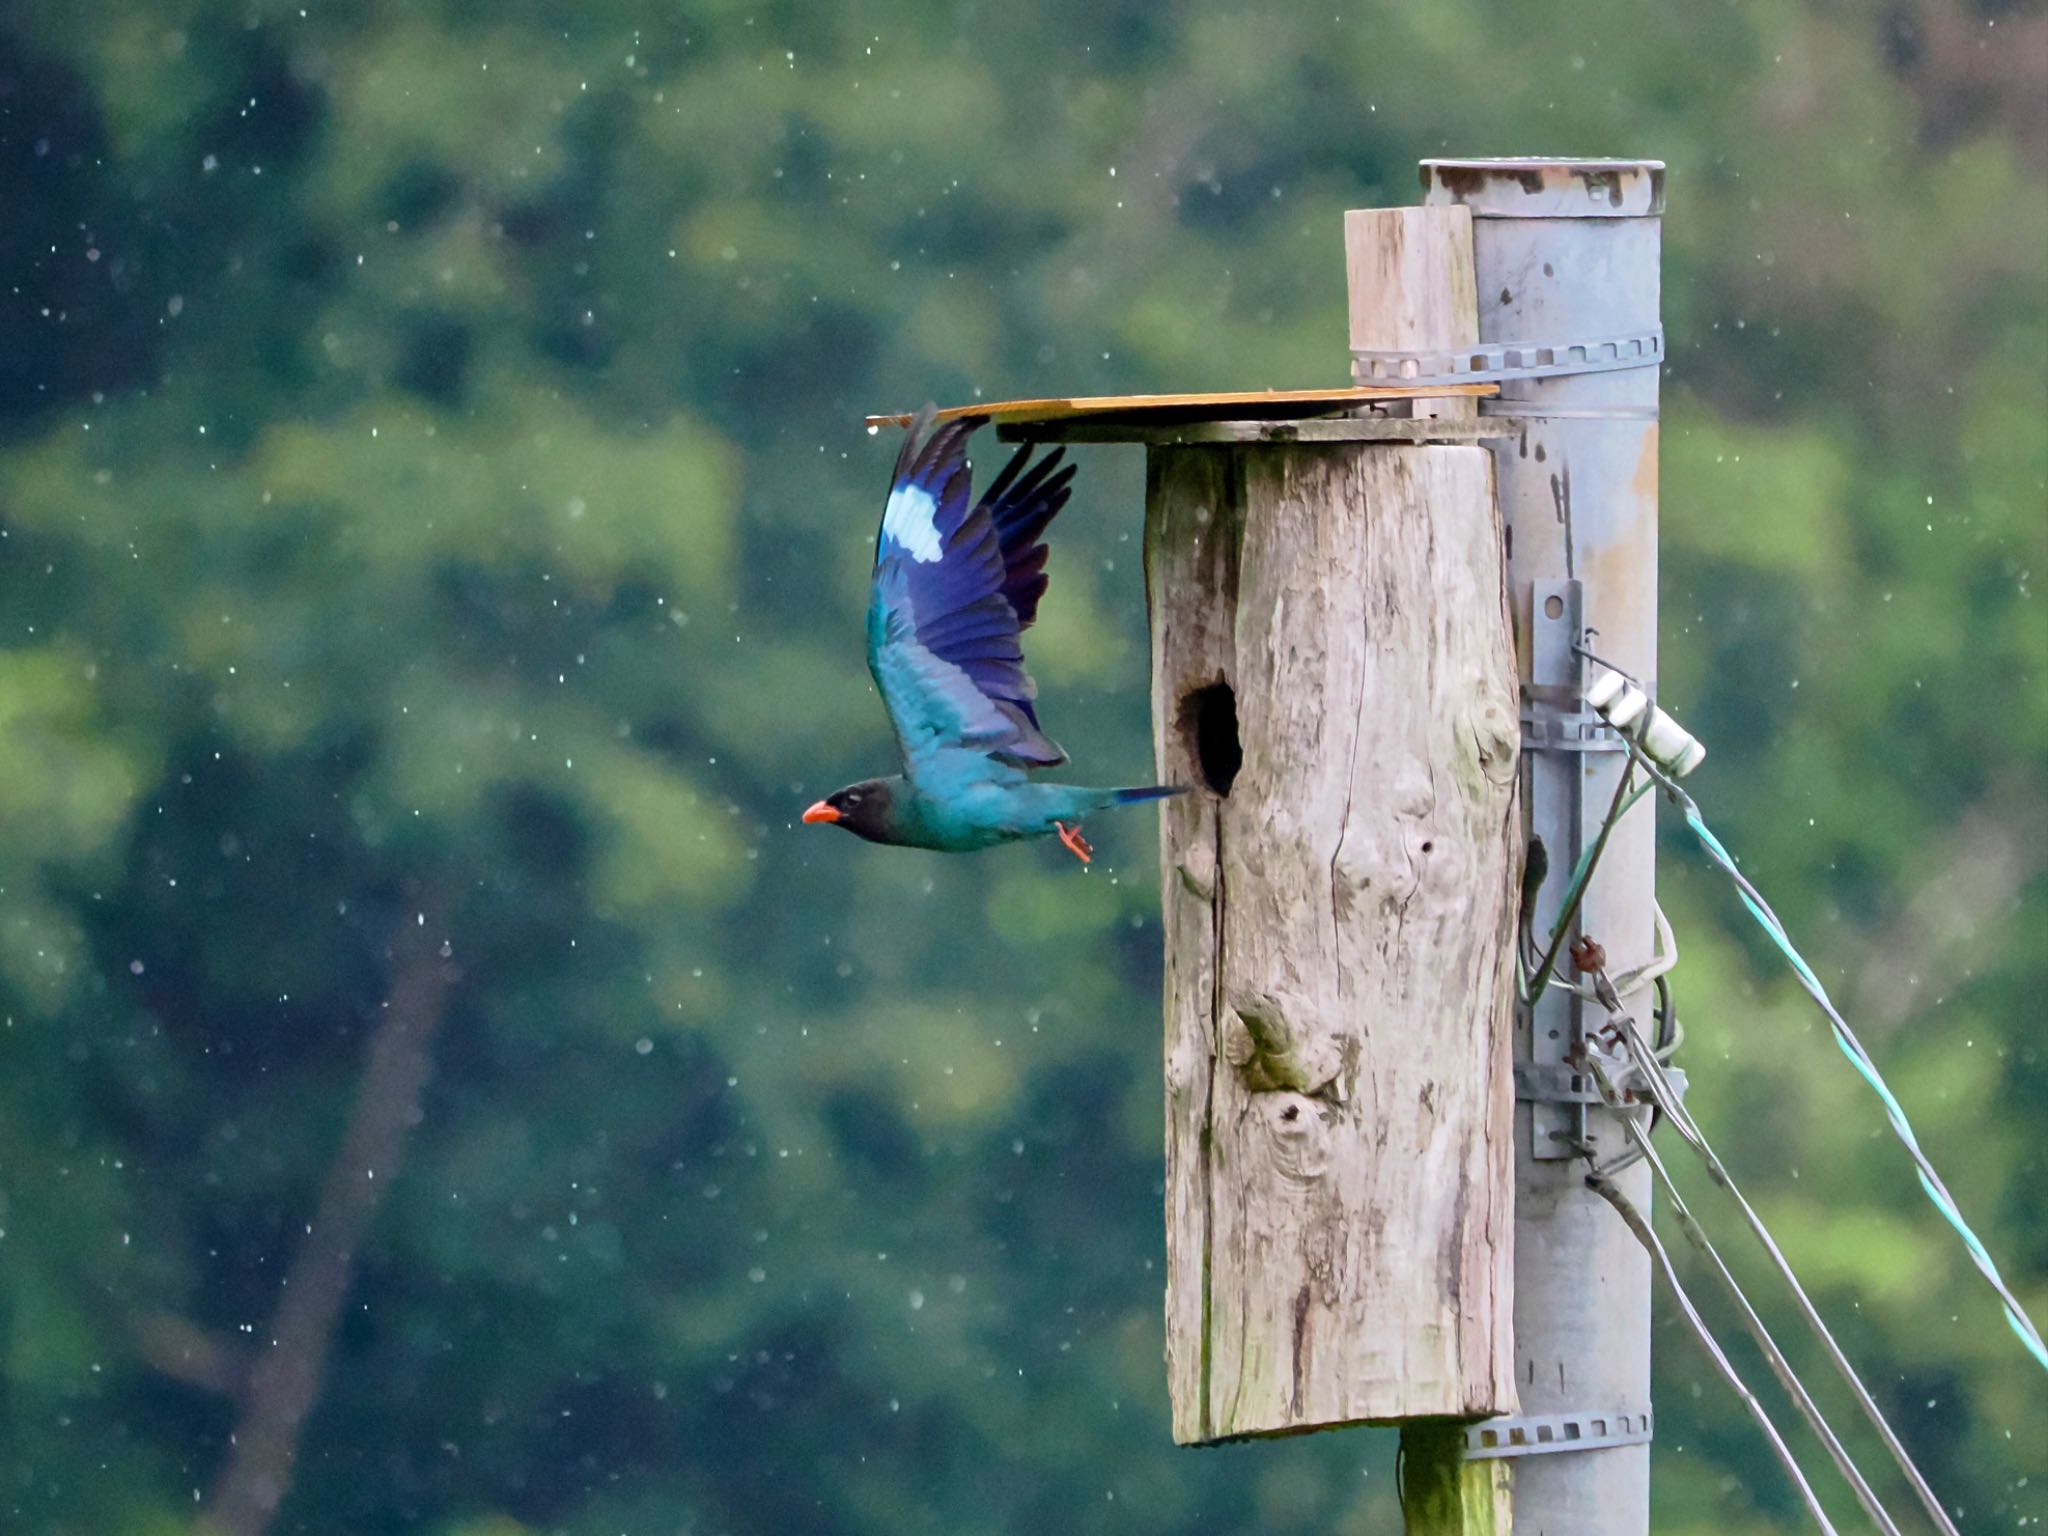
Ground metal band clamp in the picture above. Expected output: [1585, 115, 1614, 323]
[1351, 327, 1664, 388]
[1520, 703, 1627, 754]
[1462, 1409, 1654, 1461]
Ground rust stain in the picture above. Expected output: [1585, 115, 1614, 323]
[1576, 422, 1661, 652]
[1583, 168, 1626, 208]
[1429, 165, 1490, 199]
[1630, 422, 1661, 504]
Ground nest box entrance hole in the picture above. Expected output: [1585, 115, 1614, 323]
[1179, 680, 1241, 797]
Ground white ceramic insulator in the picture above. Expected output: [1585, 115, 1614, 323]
[1608, 688, 1650, 732]
[1584, 668, 1629, 715]
[1586, 666, 1707, 778]
[1586, 668, 1649, 730]
[1641, 707, 1706, 777]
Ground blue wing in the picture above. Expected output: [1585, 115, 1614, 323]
[866, 405, 1075, 775]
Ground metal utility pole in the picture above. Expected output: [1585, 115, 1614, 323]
[1420, 157, 1666, 1534]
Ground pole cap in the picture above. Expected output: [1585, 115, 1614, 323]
[1420, 158, 1665, 218]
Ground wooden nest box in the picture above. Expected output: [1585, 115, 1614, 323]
[872, 208, 1525, 1451]
[881, 207, 1525, 1446]
[1146, 207, 1523, 1446]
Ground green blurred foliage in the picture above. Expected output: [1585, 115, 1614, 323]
[0, 1, 2042, 1533]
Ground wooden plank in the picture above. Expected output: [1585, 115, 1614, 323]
[1150, 441, 1522, 1441]
[999, 416, 1520, 447]
[1400, 1424, 1512, 1535]
[1144, 445, 1244, 1444]
[1347, 207, 1480, 423]
[863, 382, 1495, 430]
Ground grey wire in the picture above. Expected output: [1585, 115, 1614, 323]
[1610, 1015, 1960, 1535]
[1586, 1051, 1902, 1535]
[1572, 639, 1644, 689]
[1588, 1172, 1842, 1535]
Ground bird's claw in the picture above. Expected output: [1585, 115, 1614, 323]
[1055, 821, 1093, 865]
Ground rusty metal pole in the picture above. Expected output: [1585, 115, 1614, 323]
[1420, 157, 1665, 1535]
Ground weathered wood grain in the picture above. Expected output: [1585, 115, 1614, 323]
[1347, 206, 1481, 423]
[1145, 445, 1242, 1444]
[1147, 442, 1520, 1443]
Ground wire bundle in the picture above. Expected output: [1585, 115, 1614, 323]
[1520, 690, 2043, 1531]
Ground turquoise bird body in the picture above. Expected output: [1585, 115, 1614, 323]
[803, 406, 1181, 862]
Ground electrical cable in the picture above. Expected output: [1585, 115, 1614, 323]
[1624, 740, 2048, 1375]
[1612, 899, 1678, 996]
[1652, 972, 1683, 1061]
[1552, 659, 1989, 1512]
[1588, 1173, 1842, 1536]
[1525, 765, 1650, 1004]
[1584, 1046, 1905, 1536]
[1607, 1011, 1961, 1534]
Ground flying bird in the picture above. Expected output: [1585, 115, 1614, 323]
[802, 406, 1182, 863]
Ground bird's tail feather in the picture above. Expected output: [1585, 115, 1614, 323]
[1112, 785, 1188, 804]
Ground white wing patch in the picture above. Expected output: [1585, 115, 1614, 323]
[881, 484, 943, 563]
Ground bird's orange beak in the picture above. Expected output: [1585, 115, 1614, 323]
[802, 800, 841, 825]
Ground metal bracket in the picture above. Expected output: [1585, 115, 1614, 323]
[1515, 1063, 1606, 1105]
[1518, 1059, 1688, 1108]
[1352, 327, 1664, 388]
[1521, 580, 1616, 757]
[1461, 1409, 1654, 1462]
[1525, 579, 1589, 1158]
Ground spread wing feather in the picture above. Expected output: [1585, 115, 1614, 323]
[867, 406, 1074, 774]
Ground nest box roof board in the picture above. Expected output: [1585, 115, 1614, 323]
[865, 384, 1504, 446]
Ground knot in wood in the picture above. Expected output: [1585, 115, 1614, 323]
[1261, 1093, 1334, 1184]
[1225, 994, 1346, 1100]
[1468, 695, 1520, 786]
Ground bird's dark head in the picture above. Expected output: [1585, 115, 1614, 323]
[801, 778, 899, 844]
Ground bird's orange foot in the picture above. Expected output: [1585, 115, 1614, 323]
[1055, 821, 1094, 865]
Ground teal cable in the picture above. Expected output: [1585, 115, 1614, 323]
[1655, 768, 2048, 1374]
